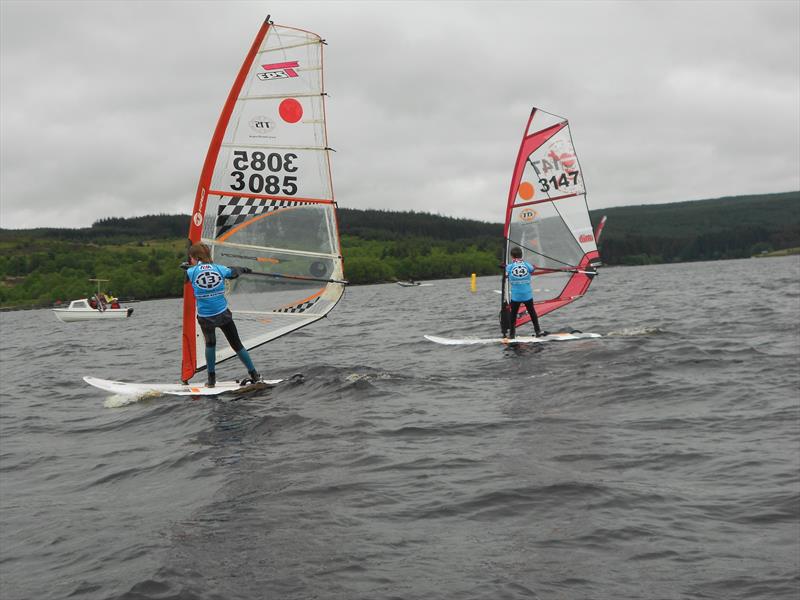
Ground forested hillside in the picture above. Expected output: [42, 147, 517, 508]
[0, 211, 503, 307]
[591, 191, 799, 264]
[1, 191, 797, 308]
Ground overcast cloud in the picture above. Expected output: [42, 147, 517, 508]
[1, 0, 798, 229]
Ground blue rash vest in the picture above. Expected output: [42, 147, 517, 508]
[506, 259, 535, 302]
[187, 262, 234, 317]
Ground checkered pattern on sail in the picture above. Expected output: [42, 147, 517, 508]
[274, 295, 321, 313]
[216, 196, 304, 238]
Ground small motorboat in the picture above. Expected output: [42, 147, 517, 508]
[53, 279, 134, 322]
[396, 280, 433, 287]
[53, 298, 134, 322]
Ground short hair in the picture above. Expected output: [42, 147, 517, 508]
[188, 243, 212, 263]
[510, 247, 523, 258]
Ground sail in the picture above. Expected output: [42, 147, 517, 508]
[181, 19, 345, 382]
[502, 107, 601, 327]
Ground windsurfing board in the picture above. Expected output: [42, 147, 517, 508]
[424, 332, 601, 346]
[83, 376, 283, 397]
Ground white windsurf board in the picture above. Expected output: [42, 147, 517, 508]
[423, 332, 601, 346]
[83, 376, 283, 397]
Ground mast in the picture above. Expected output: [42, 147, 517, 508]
[181, 18, 273, 383]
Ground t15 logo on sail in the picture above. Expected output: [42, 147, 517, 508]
[249, 117, 275, 132]
[248, 116, 278, 140]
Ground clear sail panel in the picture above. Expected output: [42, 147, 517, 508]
[210, 198, 338, 255]
[508, 200, 586, 270]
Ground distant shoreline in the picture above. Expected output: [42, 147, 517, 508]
[2, 191, 797, 309]
[753, 247, 800, 258]
[3, 254, 798, 313]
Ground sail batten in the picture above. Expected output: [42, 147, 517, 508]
[206, 239, 340, 260]
[181, 20, 344, 382]
[206, 190, 333, 203]
[239, 92, 324, 101]
[502, 107, 600, 326]
[217, 142, 329, 151]
[511, 192, 579, 209]
[257, 40, 322, 54]
[236, 310, 324, 318]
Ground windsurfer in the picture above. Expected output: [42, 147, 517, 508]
[183, 243, 261, 387]
[503, 246, 547, 340]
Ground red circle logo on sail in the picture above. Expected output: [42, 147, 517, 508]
[279, 99, 303, 123]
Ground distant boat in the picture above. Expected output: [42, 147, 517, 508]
[52, 279, 133, 322]
[396, 281, 433, 287]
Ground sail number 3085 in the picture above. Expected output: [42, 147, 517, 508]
[230, 151, 298, 195]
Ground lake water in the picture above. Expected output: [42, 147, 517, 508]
[1, 256, 798, 600]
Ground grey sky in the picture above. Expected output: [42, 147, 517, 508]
[1, 0, 798, 229]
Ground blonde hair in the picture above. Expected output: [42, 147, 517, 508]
[188, 243, 212, 263]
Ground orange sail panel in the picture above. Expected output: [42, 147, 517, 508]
[181, 20, 345, 382]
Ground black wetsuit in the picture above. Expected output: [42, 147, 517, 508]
[197, 309, 244, 353]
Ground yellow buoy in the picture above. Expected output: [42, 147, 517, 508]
[470, 273, 477, 293]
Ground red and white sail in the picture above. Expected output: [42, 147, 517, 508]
[502, 107, 601, 327]
[181, 19, 344, 382]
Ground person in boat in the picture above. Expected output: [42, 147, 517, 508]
[104, 292, 121, 309]
[95, 293, 107, 311]
[182, 243, 260, 388]
[504, 246, 547, 339]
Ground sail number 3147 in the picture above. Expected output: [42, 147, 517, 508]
[538, 171, 580, 193]
[230, 151, 298, 195]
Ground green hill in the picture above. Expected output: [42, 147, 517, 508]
[591, 191, 799, 264]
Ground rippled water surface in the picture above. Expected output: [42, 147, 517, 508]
[1, 257, 799, 599]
